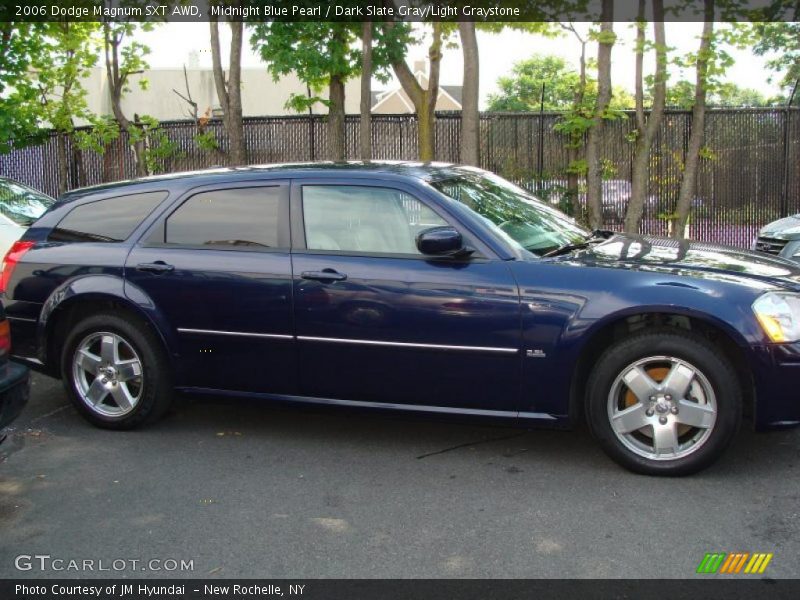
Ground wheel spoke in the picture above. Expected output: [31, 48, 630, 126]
[622, 366, 658, 403]
[611, 403, 650, 434]
[110, 383, 134, 411]
[86, 377, 109, 406]
[115, 359, 142, 382]
[100, 334, 117, 363]
[652, 421, 680, 456]
[675, 399, 716, 429]
[76, 349, 101, 375]
[662, 363, 696, 400]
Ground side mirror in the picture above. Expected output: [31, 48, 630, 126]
[416, 226, 469, 257]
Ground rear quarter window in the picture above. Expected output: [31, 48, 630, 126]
[48, 191, 167, 243]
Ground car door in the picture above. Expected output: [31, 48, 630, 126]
[291, 179, 522, 413]
[125, 180, 296, 394]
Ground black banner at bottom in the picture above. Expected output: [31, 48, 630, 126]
[2, 579, 799, 600]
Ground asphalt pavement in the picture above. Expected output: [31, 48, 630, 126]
[1, 373, 798, 579]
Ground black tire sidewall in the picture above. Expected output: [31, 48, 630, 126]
[61, 312, 171, 430]
[586, 330, 741, 476]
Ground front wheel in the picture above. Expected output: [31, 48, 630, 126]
[61, 312, 173, 430]
[586, 329, 741, 476]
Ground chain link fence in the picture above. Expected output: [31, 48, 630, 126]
[1, 108, 798, 248]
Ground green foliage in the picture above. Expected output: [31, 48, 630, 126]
[749, 22, 800, 92]
[0, 23, 49, 151]
[250, 15, 412, 114]
[194, 130, 219, 152]
[661, 79, 784, 107]
[74, 116, 120, 155]
[129, 115, 183, 174]
[487, 54, 635, 113]
[34, 23, 101, 135]
[250, 22, 359, 112]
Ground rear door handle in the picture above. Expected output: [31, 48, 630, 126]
[301, 269, 347, 282]
[136, 261, 174, 274]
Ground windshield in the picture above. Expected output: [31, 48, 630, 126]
[0, 179, 55, 227]
[430, 171, 590, 256]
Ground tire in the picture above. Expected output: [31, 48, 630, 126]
[61, 311, 173, 430]
[585, 329, 741, 476]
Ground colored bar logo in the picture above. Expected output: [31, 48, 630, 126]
[697, 552, 773, 574]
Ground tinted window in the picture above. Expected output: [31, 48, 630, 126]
[303, 185, 447, 254]
[0, 178, 55, 226]
[165, 187, 281, 248]
[49, 191, 166, 243]
[431, 173, 589, 255]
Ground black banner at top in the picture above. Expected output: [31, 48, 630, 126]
[1, 0, 799, 23]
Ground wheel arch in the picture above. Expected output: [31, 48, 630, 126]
[38, 275, 176, 377]
[568, 307, 755, 426]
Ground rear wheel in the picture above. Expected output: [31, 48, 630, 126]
[586, 329, 741, 476]
[61, 312, 172, 429]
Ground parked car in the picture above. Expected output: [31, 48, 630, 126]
[0, 177, 55, 259]
[0, 303, 29, 443]
[753, 214, 800, 262]
[3, 162, 800, 475]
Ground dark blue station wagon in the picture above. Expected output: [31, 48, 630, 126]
[4, 162, 800, 475]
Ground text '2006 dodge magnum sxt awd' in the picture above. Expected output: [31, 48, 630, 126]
[3, 162, 800, 475]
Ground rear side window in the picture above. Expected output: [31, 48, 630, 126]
[164, 187, 281, 248]
[49, 191, 167, 243]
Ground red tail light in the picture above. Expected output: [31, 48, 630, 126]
[0, 240, 35, 294]
[0, 320, 10, 357]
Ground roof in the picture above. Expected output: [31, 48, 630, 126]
[58, 161, 477, 201]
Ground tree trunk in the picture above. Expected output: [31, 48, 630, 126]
[566, 29, 587, 213]
[360, 21, 373, 160]
[458, 22, 479, 166]
[585, 1, 615, 230]
[210, 14, 247, 166]
[56, 132, 69, 196]
[673, 2, 714, 239]
[226, 21, 246, 165]
[104, 23, 148, 177]
[625, 0, 667, 233]
[328, 74, 346, 160]
[385, 21, 442, 161]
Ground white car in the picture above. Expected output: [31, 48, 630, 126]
[0, 177, 55, 258]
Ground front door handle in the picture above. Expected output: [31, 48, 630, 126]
[136, 261, 175, 274]
[301, 269, 347, 283]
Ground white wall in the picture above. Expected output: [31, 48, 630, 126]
[80, 67, 361, 123]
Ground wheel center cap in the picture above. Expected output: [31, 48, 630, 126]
[655, 399, 670, 414]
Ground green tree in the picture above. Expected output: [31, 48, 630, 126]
[34, 23, 101, 193]
[751, 22, 800, 92]
[662, 80, 780, 107]
[251, 22, 362, 160]
[487, 54, 635, 113]
[102, 19, 156, 176]
[0, 23, 48, 152]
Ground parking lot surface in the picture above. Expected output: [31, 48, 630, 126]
[1, 373, 798, 579]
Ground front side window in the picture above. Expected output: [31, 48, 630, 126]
[302, 185, 448, 254]
[49, 191, 166, 243]
[165, 187, 281, 248]
[431, 172, 589, 256]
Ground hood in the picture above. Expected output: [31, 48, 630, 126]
[565, 234, 800, 291]
[759, 214, 800, 240]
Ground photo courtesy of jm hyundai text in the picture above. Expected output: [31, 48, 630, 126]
[4, 161, 800, 476]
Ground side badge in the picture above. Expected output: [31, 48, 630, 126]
[526, 349, 547, 358]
